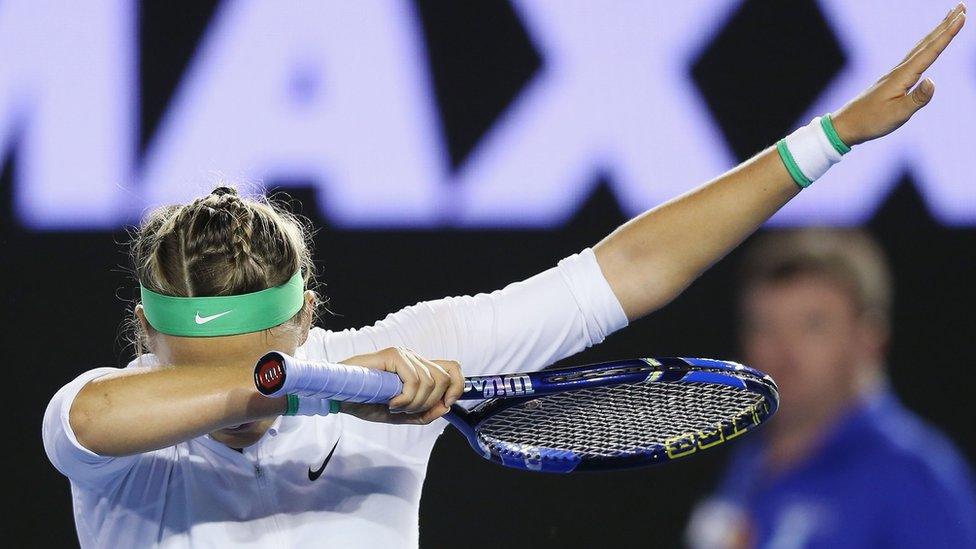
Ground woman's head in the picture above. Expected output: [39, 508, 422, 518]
[129, 186, 319, 360]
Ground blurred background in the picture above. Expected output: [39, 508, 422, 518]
[5, 1, 974, 546]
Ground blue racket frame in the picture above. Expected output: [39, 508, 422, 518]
[443, 357, 779, 473]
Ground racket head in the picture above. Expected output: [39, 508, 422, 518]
[445, 357, 778, 473]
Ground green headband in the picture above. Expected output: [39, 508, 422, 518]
[140, 271, 305, 337]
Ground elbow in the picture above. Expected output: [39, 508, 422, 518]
[624, 287, 684, 321]
[616, 269, 694, 321]
[645, 287, 684, 315]
[595, 243, 697, 321]
[651, 275, 696, 311]
[68, 386, 119, 457]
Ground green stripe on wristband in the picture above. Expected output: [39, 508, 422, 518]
[329, 400, 341, 414]
[776, 139, 813, 188]
[285, 394, 300, 416]
[820, 114, 851, 155]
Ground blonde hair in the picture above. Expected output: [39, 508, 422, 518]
[740, 228, 892, 326]
[128, 186, 319, 352]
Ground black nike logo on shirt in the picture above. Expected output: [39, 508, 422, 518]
[308, 438, 340, 481]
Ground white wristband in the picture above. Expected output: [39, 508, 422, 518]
[777, 115, 851, 188]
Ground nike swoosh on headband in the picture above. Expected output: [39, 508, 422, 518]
[194, 310, 233, 324]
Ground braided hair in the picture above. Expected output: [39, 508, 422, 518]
[129, 186, 318, 351]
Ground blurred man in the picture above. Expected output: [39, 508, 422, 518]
[686, 229, 976, 548]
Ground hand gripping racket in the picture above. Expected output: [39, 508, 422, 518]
[254, 351, 779, 473]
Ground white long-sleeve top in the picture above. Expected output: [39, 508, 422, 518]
[42, 248, 628, 548]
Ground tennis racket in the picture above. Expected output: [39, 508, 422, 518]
[254, 351, 778, 473]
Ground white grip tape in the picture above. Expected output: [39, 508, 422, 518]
[255, 351, 403, 403]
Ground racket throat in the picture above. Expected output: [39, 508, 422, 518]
[444, 405, 492, 459]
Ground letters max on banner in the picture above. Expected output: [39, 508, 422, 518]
[1, 1, 973, 229]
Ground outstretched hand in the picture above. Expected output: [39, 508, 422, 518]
[832, 3, 967, 146]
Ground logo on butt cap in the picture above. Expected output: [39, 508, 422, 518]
[254, 352, 287, 395]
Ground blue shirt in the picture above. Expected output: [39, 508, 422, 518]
[690, 388, 976, 548]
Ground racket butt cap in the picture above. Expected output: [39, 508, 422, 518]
[254, 351, 288, 396]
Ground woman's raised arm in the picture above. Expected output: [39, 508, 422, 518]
[594, 5, 966, 321]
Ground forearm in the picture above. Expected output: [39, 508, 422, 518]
[594, 146, 798, 321]
[593, 1, 967, 321]
[70, 362, 285, 456]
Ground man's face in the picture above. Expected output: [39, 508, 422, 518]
[740, 274, 880, 431]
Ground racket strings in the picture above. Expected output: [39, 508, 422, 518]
[476, 382, 764, 459]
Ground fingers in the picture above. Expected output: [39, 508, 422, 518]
[901, 3, 966, 63]
[900, 8, 966, 79]
[340, 347, 462, 422]
[413, 356, 448, 412]
[909, 77, 936, 110]
[383, 403, 451, 425]
[398, 360, 461, 424]
[339, 401, 444, 425]
[410, 402, 452, 425]
[438, 360, 464, 407]
[386, 348, 420, 412]
[385, 348, 458, 415]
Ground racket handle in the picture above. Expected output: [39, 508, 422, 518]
[254, 351, 403, 404]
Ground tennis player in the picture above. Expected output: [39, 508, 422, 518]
[43, 5, 967, 548]
[685, 230, 976, 548]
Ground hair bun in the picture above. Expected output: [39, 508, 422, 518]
[211, 186, 239, 197]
